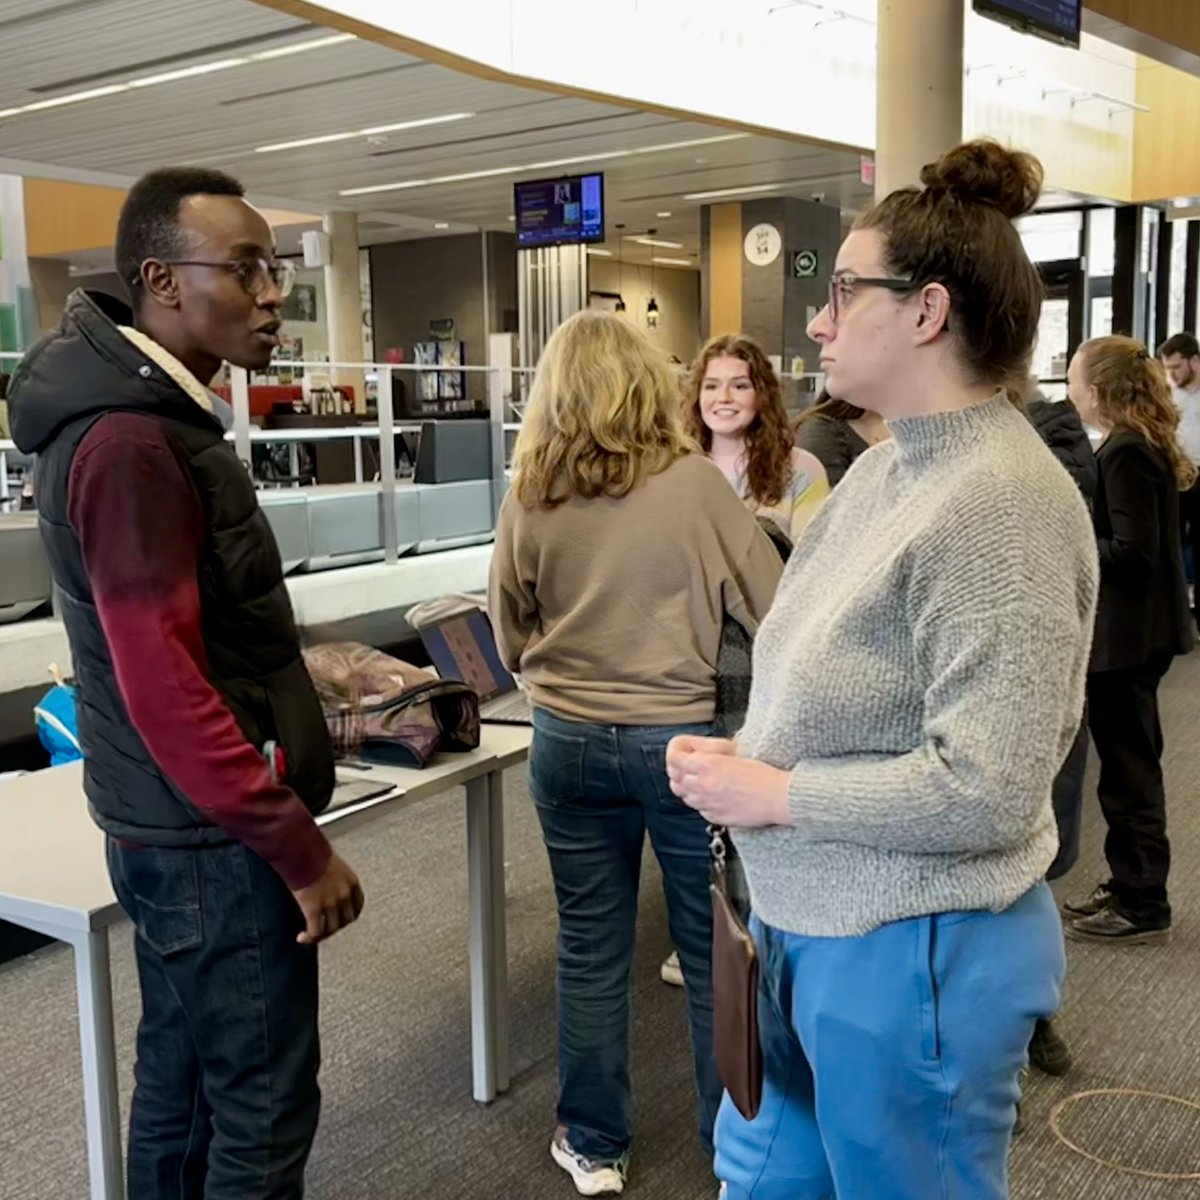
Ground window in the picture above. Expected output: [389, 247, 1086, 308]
[1017, 211, 1082, 264]
[1169, 219, 1189, 341]
[1087, 208, 1115, 279]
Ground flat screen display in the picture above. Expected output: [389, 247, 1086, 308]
[973, 0, 1080, 47]
[514, 173, 604, 249]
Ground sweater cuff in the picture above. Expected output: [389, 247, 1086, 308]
[268, 821, 333, 891]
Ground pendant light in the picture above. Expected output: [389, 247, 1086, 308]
[615, 222, 626, 312]
[646, 229, 660, 328]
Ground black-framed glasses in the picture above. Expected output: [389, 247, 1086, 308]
[152, 257, 297, 300]
[827, 272, 913, 323]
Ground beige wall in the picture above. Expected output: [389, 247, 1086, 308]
[23, 179, 124, 259]
[1132, 57, 1200, 202]
[1086, 0, 1200, 68]
[587, 258, 701, 365]
[28, 258, 71, 334]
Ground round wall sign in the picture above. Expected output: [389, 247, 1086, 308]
[744, 223, 782, 267]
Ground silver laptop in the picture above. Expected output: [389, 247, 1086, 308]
[420, 610, 533, 725]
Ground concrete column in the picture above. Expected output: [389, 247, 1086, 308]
[322, 209, 366, 411]
[0, 174, 36, 355]
[875, 0, 964, 200]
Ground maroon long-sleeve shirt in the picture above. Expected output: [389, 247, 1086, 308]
[67, 411, 331, 890]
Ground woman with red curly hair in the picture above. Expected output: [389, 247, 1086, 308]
[685, 335, 829, 545]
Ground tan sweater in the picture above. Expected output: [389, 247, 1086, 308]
[489, 453, 783, 725]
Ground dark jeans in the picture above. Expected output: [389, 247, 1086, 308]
[529, 708, 721, 1164]
[106, 839, 321, 1199]
[1086, 655, 1174, 926]
[1047, 718, 1089, 882]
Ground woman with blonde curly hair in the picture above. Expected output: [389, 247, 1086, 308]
[684, 334, 829, 545]
[1064, 335, 1195, 945]
[489, 309, 782, 1195]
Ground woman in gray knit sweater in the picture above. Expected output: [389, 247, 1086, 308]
[669, 140, 1099, 1200]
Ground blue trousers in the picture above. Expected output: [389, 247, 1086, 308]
[530, 707, 722, 1163]
[715, 884, 1065, 1200]
[107, 839, 320, 1199]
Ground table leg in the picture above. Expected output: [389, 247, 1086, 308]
[72, 928, 124, 1200]
[353, 436, 364, 483]
[466, 773, 510, 1102]
[487, 769, 510, 1092]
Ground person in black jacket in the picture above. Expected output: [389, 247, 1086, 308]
[9, 168, 364, 1197]
[1027, 392, 1099, 501]
[1063, 336, 1194, 945]
[1005, 383, 1098, 1077]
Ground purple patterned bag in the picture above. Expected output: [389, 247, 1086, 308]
[303, 642, 480, 768]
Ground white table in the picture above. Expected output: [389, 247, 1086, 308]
[0, 723, 532, 1200]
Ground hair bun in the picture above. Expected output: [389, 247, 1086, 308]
[919, 139, 1043, 220]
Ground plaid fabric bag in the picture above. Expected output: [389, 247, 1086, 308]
[303, 642, 480, 768]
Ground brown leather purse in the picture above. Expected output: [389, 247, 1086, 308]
[709, 824, 763, 1121]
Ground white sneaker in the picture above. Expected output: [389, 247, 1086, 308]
[660, 950, 684, 987]
[550, 1128, 628, 1196]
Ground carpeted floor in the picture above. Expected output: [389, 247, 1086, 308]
[2, 655, 1200, 1199]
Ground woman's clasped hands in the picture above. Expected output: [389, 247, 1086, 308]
[666, 735, 791, 828]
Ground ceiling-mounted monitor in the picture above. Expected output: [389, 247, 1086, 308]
[973, 0, 1080, 48]
[514, 173, 604, 249]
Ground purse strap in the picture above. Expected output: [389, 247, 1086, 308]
[708, 823, 730, 877]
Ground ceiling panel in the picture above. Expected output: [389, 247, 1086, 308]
[0, 0, 870, 266]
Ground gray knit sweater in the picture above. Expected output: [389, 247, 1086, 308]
[734, 395, 1099, 937]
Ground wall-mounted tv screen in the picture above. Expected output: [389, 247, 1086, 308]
[973, 0, 1080, 48]
[514, 173, 604, 249]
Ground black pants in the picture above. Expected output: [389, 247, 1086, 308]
[1180, 481, 1200, 613]
[1047, 718, 1089, 882]
[1086, 656, 1173, 927]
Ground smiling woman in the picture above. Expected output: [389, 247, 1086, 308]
[683, 333, 829, 545]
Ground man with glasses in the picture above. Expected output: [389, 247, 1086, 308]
[9, 166, 363, 1198]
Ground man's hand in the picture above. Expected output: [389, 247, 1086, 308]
[668, 747, 791, 829]
[291, 852, 365, 946]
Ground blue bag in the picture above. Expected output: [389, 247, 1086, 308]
[34, 681, 82, 766]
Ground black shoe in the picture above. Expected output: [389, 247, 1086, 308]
[1062, 882, 1114, 918]
[1064, 907, 1170, 945]
[1028, 1017, 1072, 1076]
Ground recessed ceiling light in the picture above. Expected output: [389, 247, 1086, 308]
[0, 33, 355, 123]
[586, 248, 613, 256]
[657, 211, 672, 218]
[434, 222, 450, 229]
[507, 214, 515, 221]
[682, 183, 782, 200]
[652, 256, 693, 266]
[630, 236, 684, 249]
[338, 134, 749, 197]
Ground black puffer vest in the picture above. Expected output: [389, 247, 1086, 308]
[9, 290, 333, 844]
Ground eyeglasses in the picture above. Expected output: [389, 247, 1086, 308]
[827, 271, 913, 323]
[155, 257, 297, 300]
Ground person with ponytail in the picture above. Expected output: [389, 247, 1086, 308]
[794, 390, 890, 486]
[667, 139, 1098, 1199]
[1063, 335, 1194, 945]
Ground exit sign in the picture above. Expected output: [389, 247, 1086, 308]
[792, 249, 818, 279]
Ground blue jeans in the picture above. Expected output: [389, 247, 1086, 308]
[530, 708, 721, 1164]
[106, 839, 321, 1199]
[715, 883, 1065, 1200]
